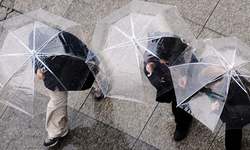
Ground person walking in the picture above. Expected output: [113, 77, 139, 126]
[144, 36, 193, 141]
[33, 27, 95, 147]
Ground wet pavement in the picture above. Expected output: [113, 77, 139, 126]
[1, 0, 250, 149]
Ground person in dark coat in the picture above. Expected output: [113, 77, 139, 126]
[144, 36, 193, 141]
[32, 27, 95, 147]
[198, 65, 250, 150]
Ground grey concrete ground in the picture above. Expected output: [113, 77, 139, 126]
[1, 0, 250, 149]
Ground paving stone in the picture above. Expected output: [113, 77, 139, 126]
[197, 27, 226, 39]
[205, 0, 250, 45]
[0, 103, 7, 117]
[209, 126, 250, 150]
[146, 0, 220, 26]
[1, 0, 250, 149]
[132, 140, 160, 150]
[136, 103, 222, 150]
[80, 88, 158, 138]
[49, 110, 138, 150]
[0, 105, 80, 149]
[0, 6, 8, 20]
[63, 0, 133, 45]
[1, 0, 15, 9]
[13, 0, 73, 15]
[6, 10, 21, 19]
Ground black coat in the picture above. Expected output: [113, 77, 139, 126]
[32, 28, 94, 91]
[144, 37, 197, 103]
[144, 37, 188, 103]
[201, 76, 250, 129]
[221, 77, 250, 128]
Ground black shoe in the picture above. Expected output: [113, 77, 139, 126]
[174, 128, 189, 141]
[173, 115, 192, 141]
[43, 137, 59, 147]
[43, 130, 69, 147]
[95, 86, 104, 100]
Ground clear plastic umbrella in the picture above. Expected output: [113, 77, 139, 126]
[170, 37, 250, 131]
[0, 9, 90, 116]
[86, 1, 194, 103]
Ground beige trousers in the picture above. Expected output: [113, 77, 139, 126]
[46, 86, 68, 138]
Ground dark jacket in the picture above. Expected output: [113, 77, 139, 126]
[32, 28, 94, 91]
[222, 77, 250, 128]
[144, 37, 195, 103]
[201, 76, 250, 129]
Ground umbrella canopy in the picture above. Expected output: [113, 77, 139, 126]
[0, 9, 90, 116]
[170, 37, 250, 131]
[87, 1, 194, 103]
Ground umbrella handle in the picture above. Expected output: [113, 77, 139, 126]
[146, 62, 155, 77]
[41, 66, 47, 73]
[147, 73, 152, 77]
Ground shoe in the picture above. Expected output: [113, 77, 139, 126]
[43, 129, 69, 147]
[174, 128, 189, 141]
[95, 86, 104, 100]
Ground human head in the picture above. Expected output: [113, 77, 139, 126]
[198, 65, 226, 88]
[156, 37, 188, 64]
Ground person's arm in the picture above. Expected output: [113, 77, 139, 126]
[35, 56, 47, 80]
[177, 54, 199, 88]
[204, 88, 225, 113]
[144, 53, 159, 77]
[37, 68, 45, 80]
[146, 62, 156, 76]
[145, 60, 162, 79]
[211, 101, 220, 110]
[178, 75, 187, 88]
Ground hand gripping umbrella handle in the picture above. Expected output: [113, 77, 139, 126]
[147, 73, 152, 77]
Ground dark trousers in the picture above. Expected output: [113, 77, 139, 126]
[171, 97, 193, 131]
[157, 89, 193, 131]
[225, 125, 242, 150]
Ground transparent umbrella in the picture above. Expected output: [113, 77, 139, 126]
[170, 37, 250, 131]
[86, 1, 194, 103]
[0, 9, 90, 116]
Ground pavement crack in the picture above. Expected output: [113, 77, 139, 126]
[196, 0, 221, 39]
[132, 102, 159, 148]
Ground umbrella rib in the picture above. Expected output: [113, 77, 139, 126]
[89, 13, 139, 65]
[33, 21, 36, 51]
[107, 95, 145, 104]
[130, 13, 135, 38]
[235, 60, 250, 70]
[0, 24, 31, 52]
[36, 30, 62, 54]
[232, 47, 237, 66]
[0, 56, 32, 91]
[36, 24, 80, 54]
[105, 44, 134, 93]
[213, 48, 232, 68]
[176, 78, 227, 108]
[0, 53, 31, 57]
[239, 75, 250, 78]
[103, 41, 133, 51]
[112, 25, 132, 41]
[35, 56, 68, 91]
[136, 41, 166, 65]
[170, 62, 228, 69]
[231, 74, 248, 93]
[176, 72, 229, 107]
[136, 12, 162, 39]
[87, 42, 134, 64]
[3, 101, 33, 116]
[133, 42, 144, 93]
[37, 52, 85, 61]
